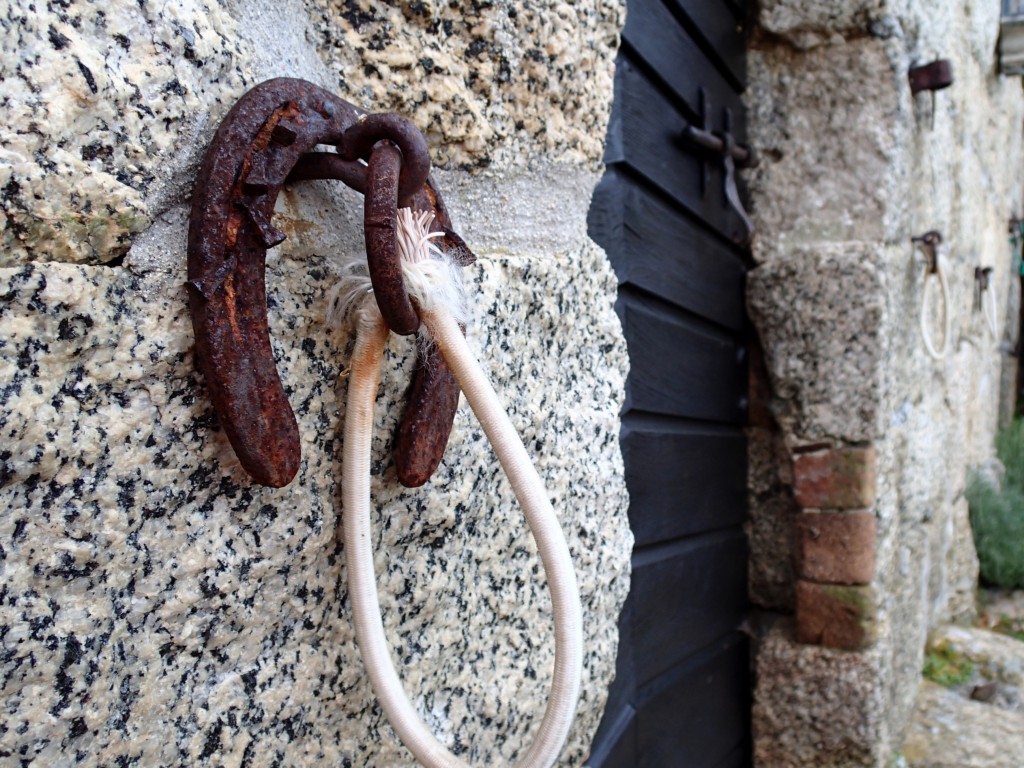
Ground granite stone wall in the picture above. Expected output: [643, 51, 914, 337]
[0, 2, 632, 766]
[745, 0, 1024, 765]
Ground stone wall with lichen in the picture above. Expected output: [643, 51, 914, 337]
[745, 0, 1024, 765]
[0, 2, 631, 766]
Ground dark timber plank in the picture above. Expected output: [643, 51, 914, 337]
[720, 0, 744, 22]
[587, 703, 637, 767]
[630, 531, 748, 685]
[605, 57, 749, 243]
[622, 0, 744, 129]
[634, 637, 751, 768]
[589, 594, 638, 767]
[622, 422, 747, 547]
[591, 0, 751, 763]
[590, 169, 746, 331]
[713, 741, 752, 768]
[667, 0, 747, 87]
[619, 294, 746, 423]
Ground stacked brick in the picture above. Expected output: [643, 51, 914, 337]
[791, 445, 878, 650]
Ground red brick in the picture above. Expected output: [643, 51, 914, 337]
[796, 580, 878, 650]
[792, 445, 877, 509]
[797, 510, 877, 585]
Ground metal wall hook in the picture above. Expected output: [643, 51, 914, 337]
[975, 266, 994, 294]
[681, 88, 757, 246]
[909, 59, 954, 95]
[975, 266, 999, 339]
[912, 230, 943, 274]
[187, 78, 475, 488]
[909, 59, 953, 129]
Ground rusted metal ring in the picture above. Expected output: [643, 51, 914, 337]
[188, 77, 477, 489]
[912, 230, 943, 274]
[288, 152, 368, 192]
[340, 113, 431, 207]
[909, 60, 954, 95]
[364, 141, 421, 335]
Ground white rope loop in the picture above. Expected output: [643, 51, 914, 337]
[339, 209, 583, 768]
[920, 254, 951, 360]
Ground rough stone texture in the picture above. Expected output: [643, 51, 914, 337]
[903, 682, 1024, 768]
[0, 0, 623, 268]
[0, 193, 631, 768]
[747, 0, 1023, 764]
[792, 446, 878, 510]
[0, 3, 631, 767]
[797, 510, 878, 585]
[0, 2, 250, 266]
[304, 0, 623, 169]
[747, 245, 886, 443]
[747, 425, 797, 611]
[753, 620, 888, 768]
[926, 626, 1024, 710]
[745, 39, 905, 251]
[758, 1, 888, 50]
[796, 581, 879, 649]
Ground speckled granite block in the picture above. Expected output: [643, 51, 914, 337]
[0, 2, 630, 764]
[0, 2, 251, 266]
[1, 0, 624, 268]
[306, 0, 624, 169]
[0, 227, 631, 766]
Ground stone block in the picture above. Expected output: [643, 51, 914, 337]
[753, 619, 885, 767]
[793, 445, 877, 509]
[903, 682, 1024, 767]
[746, 248, 885, 443]
[0, 227, 632, 765]
[796, 580, 878, 650]
[797, 510, 877, 585]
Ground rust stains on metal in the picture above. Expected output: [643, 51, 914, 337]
[339, 113, 431, 206]
[909, 59, 954, 94]
[393, 335, 462, 488]
[187, 77, 476, 489]
[364, 141, 420, 336]
[911, 230, 943, 274]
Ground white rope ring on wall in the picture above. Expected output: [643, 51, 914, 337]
[337, 210, 583, 768]
[919, 252, 952, 360]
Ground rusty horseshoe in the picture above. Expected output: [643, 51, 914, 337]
[187, 78, 474, 488]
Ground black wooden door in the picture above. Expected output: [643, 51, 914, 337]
[587, 1, 751, 765]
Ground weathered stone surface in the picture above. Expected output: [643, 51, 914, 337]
[797, 510, 877, 585]
[903, 682, 1024, 768]
[0, 231, 632, 766]
[745, 39, 904, 251]
[747, 0, 1022, 762]
[758, 0, 888, 48]
[796, 580, 879, 649]
[793, 445, 878, 510]
[0, 3, 631, 767]
[298, 0, 622, 169]
[928, 626, 1024, 709]
[1, 0, 623, 268]
[753, 619, 887, 768]
[747, 246, 886, 443]
[0, 2, 250, 266]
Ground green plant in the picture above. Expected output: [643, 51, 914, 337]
[967, 420, 1024, 588]
[922, 642, 975, 687]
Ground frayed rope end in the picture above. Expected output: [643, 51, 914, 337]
[327, 208, 468, 335]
